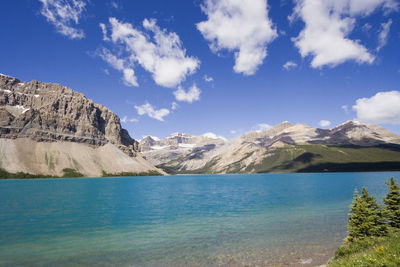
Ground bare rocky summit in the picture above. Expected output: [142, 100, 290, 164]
[139, 133, 226, 166]
[0, 74, 162, 177]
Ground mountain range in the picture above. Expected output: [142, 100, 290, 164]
[139, 121, 400, 174]
[1, 74, 400, 178]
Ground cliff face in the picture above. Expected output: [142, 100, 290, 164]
[0, 74, 138, 155]
[0, 74, 160, 177]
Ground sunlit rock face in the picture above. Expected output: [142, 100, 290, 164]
[0, 74, 162, 177]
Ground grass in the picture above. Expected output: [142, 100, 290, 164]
[101, 170, 162, 177]
[253, 144, 400, 173]
[0, 168, 163, 179]
[328, 230, 400, 267]
[0, 168, 56, 179]
[62, 168, 84, 178]
[158, 157, 221, 175]
[159, 143, 400, 174]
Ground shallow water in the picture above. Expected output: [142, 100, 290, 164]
[1, 172, 398, 266]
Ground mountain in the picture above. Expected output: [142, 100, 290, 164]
[139, 132, 226, 166]
[0, 74, 163, 177]
[140, 121, 400, 174]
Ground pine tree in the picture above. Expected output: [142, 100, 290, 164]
[347, 187, 386, 241]
[360, 187, 387, 237]
[384, 177, 400, 229]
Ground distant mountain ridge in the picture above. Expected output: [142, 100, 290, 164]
[0, 74, 163, 177]
[140, 121, 400, 174]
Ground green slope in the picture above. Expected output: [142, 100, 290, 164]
[328, 230, 400, 267]
[250, 144, 400, 173]
[159, 144, 400, 174]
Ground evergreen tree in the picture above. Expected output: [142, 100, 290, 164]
[347, 187, 386, 241]
[384, 177, 400, 229]
[360, 187, 387, 237]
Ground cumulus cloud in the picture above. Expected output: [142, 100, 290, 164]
[39, 0, 86, 39]
[253, 123, 272, 132]
[171, 102, 178, 110]
[110, 1, 120, 9]
[362, 23, 372, 32]
[319, 120, 331, 127]
[97, 48, 138, 87]
[197, 0, 277, 75]
[341, 105, 349, 113]
[135, 102, 170, 121]
[203, 75, 214, 82]
[353, 91, 400, 124]
[100, 18, 200, 88]
[291, 0, 396, 68]
[283, 61, 298, 70]
[173, 84, 201, 103]
[377, 19, 392, 51]
[120, 116, 138, 123]
[203, 132, 227, 140]
[99, 23, 110, 41]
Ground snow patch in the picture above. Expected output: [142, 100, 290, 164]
[1, 89, 11, 93]
[0, 73, 16, 79]
[300, 258, 312, 265]
[148, 135, 160, 141]
[169, 132, 184, 137]
[34, 94, 40, 98]
[15, 105, 30, 113]
[151, 145, 169, 150]
[179, 143, 195, 148]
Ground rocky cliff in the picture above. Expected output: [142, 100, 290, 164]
[0, 74, 162, 177]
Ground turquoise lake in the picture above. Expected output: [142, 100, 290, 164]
[1, 172, 399, 266]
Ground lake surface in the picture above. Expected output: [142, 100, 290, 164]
[1, 172, 399, 266]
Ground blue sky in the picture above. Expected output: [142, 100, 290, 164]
[0, 0, 399, 140]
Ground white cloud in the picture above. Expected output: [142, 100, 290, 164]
[353, 91, 400, 124]
[135, 102, 170, 121]
[362, 23, 372, 32]
[341, 105, 349, 113]
[203, 132, 227, 140]
[120, 116, 138, 123]
[111, 1, 119, 9]
[97, 48, 138, 87]
[39, 0, 86, 39]
[101, 18, 200, 88]
[171, 102, 178, 110]
[377, 19, 392, 51]
[203, 75, 214, 82]
[291, 0, 396, 68]
[319, 120, 331, 127]
[283, 61, 298, 70]
[197, 0, 277, 75]
[173, 84, 201, 103]
[99, 23, 110, 41]
[230, 130, 237, 134]
[253, 123, 272, 132]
